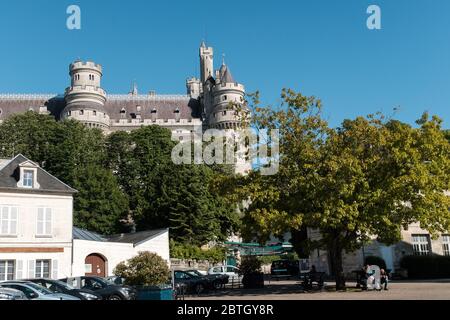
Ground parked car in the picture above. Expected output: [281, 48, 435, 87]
[184, 269, 229, 290]
[208, 265, 242, 284]
[172, 270, 211, 294]
[104, 276, 125, 286]
[26, 278, 102, 300]
[270, 260, 300, 277]
[0, 287, 28, 300]
[0, 281, 80, 300]
[60, 276, 137, 300]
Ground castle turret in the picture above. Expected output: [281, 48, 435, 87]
[186, 77, 201, 99]
[61, 60, 110, 130]
[207, 61, 246, 130]
[200, 42, 214, 84]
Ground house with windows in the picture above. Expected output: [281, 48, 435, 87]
[0, 154, 170, 281]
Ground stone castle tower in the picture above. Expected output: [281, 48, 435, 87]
[188, 42, 250, 174]
[187, 41, 247, 132]
[61, 61, 110, 129]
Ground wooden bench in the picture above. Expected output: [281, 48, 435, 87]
[300, 272, 325, 290]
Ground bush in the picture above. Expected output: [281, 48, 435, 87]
[400, 255, 450, 279]
[114, 251, 170, 286]
[238, 256, 263, 275]
[364, 256, 387, 270]
[170, 240, 226, 264]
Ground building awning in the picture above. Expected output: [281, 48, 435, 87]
[224, 241, 293, 256]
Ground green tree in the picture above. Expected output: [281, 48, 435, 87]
[0, 112, 129, 234]
[72, 164, 129, 234]
[0, 111, 60, 165]
[106, 126, 240, 245]
[229, 89, 450, 290]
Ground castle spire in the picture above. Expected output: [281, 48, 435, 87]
[129, 80, 138, 96]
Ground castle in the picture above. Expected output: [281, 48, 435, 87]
[0, 42, 247, 142]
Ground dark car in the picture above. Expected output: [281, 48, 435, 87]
[26, 278, 102, 300]
[173, 270, 211, 294]
[60, 276, 137, 300]
[184, 270, 229, 290]
[104, 276, 125, 286]
[270, 260, 300, 277]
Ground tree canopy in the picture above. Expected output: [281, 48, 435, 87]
[0, 112, 238, 243]
[224, 89, 450, 290]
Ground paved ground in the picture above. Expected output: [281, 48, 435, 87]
[186, 279, 450, 300]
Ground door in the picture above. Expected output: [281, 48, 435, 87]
[85, 254, 106, 277]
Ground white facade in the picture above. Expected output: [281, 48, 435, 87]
[0, 191, 74, 280]
[72, 231, 170, 277]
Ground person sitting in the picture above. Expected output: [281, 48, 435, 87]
[380, 269, 389, 291]
[303, 265, 318, 290]
[361, 265, 375, 290]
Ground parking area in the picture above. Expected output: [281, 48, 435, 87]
[186, 279, 450, 300]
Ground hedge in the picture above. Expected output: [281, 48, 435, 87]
[400, 255, 450, 279]
[169, 240, 226, 264]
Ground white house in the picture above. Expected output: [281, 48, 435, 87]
[0, 154, 170, 281]
[72, 228, 170, 277]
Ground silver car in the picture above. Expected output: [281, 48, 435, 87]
[0, 281, 80, 300]
[0, 287, 28, 300]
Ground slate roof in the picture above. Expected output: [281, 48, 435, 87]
[106, 229, 168, 246]
[0, 154, 77, 194]
[219, 64, 235, 84]
[73, 227, 168, 246]
[0, 95, 202, 121]
[73, 227, 106, 242]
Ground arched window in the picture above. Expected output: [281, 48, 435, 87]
[120, 108, 126, 119]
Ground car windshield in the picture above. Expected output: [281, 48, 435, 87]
[26, 283, 53, 295]
[53, 280, 74, 290]
[105, 277, 122, 285]
[90, 277, 108, 286]
[186, 271, 202, 277]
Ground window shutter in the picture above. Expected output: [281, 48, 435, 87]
[1, 207, 8, 234]
[52, 260, 58, 279]
[10, 207, 17, 235]
[37, 208, 44, 235]
[45, 208, 52, 235]
[16, 260, 23, 280]
[28, 260, 35, 278]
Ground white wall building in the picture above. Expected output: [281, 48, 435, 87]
[0, 155, 170, 281]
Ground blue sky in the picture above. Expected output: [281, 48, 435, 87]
[0, 0, 449, 128]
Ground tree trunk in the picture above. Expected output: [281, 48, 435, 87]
[328, 239, 346, 291]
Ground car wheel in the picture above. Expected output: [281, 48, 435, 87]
[195, 283, 204, 295]
[109, 294, 123, 300]
[213, 280, 222, 290]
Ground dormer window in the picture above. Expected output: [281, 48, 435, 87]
[23, 170, 34, 188]
[120, 108, 127, 119]
[17, 161, 40, 189]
